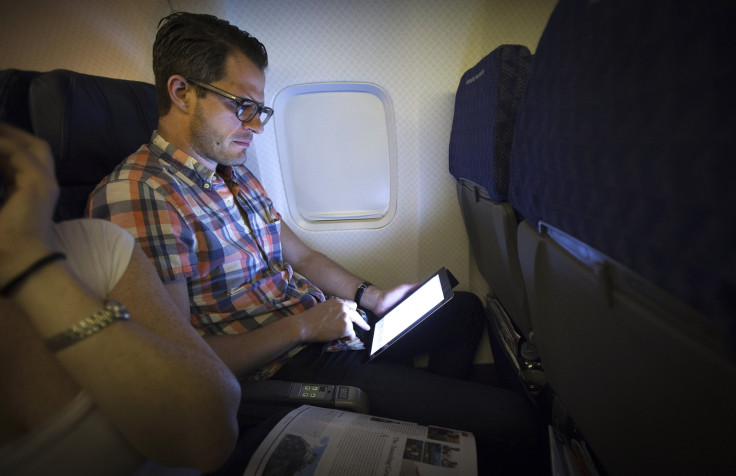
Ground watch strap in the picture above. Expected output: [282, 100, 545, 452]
[45, 300, 130, 353]
[354, 281, 372, 308]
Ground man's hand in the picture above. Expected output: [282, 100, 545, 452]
[296, 298, 370, 343]
[363, 283, 419, 317]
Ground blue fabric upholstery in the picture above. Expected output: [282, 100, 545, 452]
[0, 69, 41, 131]
[29, 70, 158, 221]
[449, 45, 531, 201]
[509, 0, 736, 352]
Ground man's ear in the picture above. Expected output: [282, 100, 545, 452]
[167, 76, 193, 113]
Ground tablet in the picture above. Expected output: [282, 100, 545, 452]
[367, 267, 456, 362]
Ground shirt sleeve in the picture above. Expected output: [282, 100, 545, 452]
[87, 179, 196, 283]
[53, 219, 135, 297]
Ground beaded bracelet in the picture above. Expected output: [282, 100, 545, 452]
[0, 252, 66, 297]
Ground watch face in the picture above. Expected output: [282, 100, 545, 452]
[107, 300, 131, 320]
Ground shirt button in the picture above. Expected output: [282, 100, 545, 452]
[203, 183, 211, 190]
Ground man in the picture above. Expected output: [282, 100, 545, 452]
[88, 12, 544, 473]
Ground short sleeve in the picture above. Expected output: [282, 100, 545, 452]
[88, 179, 196, 283]
[52, 219, 135, 297]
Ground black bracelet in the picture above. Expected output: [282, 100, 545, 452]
[0, 252, 67, 297]
[354, 281, 372, 308]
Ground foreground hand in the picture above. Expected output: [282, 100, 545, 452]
[0, 123, 59, 278]
[297, 298, 371, 343]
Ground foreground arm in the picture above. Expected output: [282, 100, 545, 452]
[0, 123, 240, 471]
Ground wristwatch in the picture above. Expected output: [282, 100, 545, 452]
[45, 300, 130, 353]
[354, 281, 372, 308]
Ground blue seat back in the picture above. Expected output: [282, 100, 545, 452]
[0, 69, 41, 131]
[509, 0, 736, 351]
[449, 45, 531, 202]
[509, 0, 736, 473]
[448, 45, 536, 393]
[29, 69, 158, 221]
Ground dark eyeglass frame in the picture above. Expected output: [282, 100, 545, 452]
[186, 78, 274, 125]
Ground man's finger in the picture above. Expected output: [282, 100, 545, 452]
[351, 310, 371, 331]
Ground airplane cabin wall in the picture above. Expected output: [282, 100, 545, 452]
[0, 0, 556, 294]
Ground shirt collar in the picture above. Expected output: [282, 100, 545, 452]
[150, 131, 218, 185]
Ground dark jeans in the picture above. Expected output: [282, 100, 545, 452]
[214, 292, 547, 475]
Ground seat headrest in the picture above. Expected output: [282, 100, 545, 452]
[448, 45, 531, 201]
[0, 69, 42, 131]
[29, 69, 158, 221]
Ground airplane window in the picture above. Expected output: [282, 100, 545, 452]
[273, 82, 397, 230]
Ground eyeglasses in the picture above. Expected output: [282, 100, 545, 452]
[186, 78, 274, 126]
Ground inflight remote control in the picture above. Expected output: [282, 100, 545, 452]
[241, 380, 370, 414]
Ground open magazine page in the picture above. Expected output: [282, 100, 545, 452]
[243, 405, 477, 476]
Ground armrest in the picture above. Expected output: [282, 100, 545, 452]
[241, 380, 370, 414]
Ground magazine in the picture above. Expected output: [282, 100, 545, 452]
[243, 405, 477, 476]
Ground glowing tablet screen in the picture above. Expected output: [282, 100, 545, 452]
[370, 274, 445, 356]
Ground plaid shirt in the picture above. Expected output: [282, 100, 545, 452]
[88, 132, 324, 379]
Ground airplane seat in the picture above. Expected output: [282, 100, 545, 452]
[508, 0, 736, 474]
[28, 69, 159, 222]
[0, 69, 42, 132]
[448, 45, 539, 395]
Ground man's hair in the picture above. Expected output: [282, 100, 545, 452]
[152, 11, 268, 116]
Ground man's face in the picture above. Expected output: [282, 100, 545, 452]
[187, 52, 267, 168]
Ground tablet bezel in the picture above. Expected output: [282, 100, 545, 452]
[367, 267, 455, 362]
